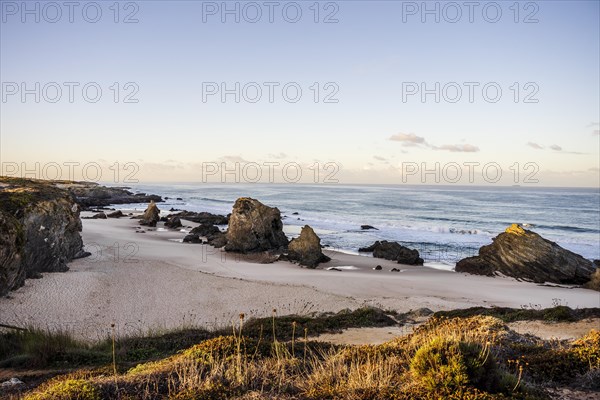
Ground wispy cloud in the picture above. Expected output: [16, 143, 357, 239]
[389, 132, 479, 152]
[219, 155, 249, 163]
[373, 155, 388, 162]
[433, 144, 480, 153]
[388, 133, 427, 146]
[267, 152, 288, 159]
[526, 142, 544, 150]
[549, 144, 562, 151]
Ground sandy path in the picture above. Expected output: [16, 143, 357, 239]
[0, 215, 598, 340]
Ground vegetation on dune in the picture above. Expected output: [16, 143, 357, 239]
[434, 305, 600, 323]
[1, 307, 598, 399]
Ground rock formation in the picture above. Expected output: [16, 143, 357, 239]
[359, 241, 424, 265]
[139, 201, 160, 227]
[455, 224, 595, 284]
[0, 177, 89, 295]
[225, 198, 288, 253]
[164, 216, 182, 229]
[53, 181, 163, 209]
[286, 225, 330, 268]
[172, 211, 228, 225]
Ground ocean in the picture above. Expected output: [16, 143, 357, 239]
[110, 183, 600, 267]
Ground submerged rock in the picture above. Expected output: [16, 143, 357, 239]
[361, 225, 378, 230]
[225, 197, 288, 253]
[139, 201, 160, 227]
[359, 241, 423, 265]
[286, 225, 330, 268]
[455, 224, 595, 285]
[0, 177, 89, 295]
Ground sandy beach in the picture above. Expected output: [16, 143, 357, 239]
[1, 212, 598, 340]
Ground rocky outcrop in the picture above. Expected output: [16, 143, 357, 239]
[187, 224, 227, 247]
[359, 241, 424, 265]
[0, 177, 89, 295]
[172, 211, 228, 225]
[286, 225, 330, 268]
[164, 216, 182, 229]
[107, 210, 124, 218]
[139, 201, 160, 227]
[455, 224, 595, 285]
[53, 181, 162, 209]
[361, 225, 378, 230]
[225, 198, 288, 253]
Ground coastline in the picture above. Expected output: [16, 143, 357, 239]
[0, 211, 598, 340]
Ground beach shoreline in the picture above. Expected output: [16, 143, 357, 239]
[0, 211, 598, 340]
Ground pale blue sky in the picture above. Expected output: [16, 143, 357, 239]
[1, 0, 599, 186]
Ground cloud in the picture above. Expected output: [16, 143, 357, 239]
[373, 155, 388, 162]
[549, 144, 562, 151]
[526, 142, 544, 150]
[433, 144, 480, 153]
[389, 133, 427, 146]
[267, 152, 288, 159]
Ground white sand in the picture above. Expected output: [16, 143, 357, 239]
[1, 215, 598, 340]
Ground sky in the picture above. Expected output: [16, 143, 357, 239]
[0, 0, 599, 186]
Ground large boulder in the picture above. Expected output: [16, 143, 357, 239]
[287, 225, 330, 268]
[225, 198, 288, 253]
[359, 240, 424, 265]
[173, 211, 228, 225]
[139, 201, 160, 227]
[455, 224, 595, 284]
[0, 177, 89, 295]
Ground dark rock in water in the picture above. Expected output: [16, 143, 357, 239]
[292, 212, 299, 215]
[455, 224, 595, 285]
[107, 210, 124, 218]
[359, 241, 423, 265]
[53, 181, 163, 209]
[183, 234, 201, 244]
[390, 268, 400, 272]
[176, 197, 183, 201]
[92, 212, 107, 219]
[286, 225, 330, 268]
[164, 216, 182, 229]
[0, 177, 87, 295]
[172, 211, 228, 225]
[361, 225, 378, 230]
[329, 267, 341, 271]
[374, 265, 382, 270]
[225, 198, 288, 253]
[139, 201, 160, 227]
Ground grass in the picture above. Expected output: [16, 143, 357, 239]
[2, 307, 598, 399]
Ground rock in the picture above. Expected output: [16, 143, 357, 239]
[585, 268, 600, 291]
[224, 198, 288, 253]
[329, 267, 341, 271]
[374, 265, 382, 270]
[361, 225, 378, 230]
[107, 210, 124, 218]
[176, 197, 183, 201]
[0, 177, 87, 295]
[209, 233, 228, 248]
[1, 377, 24, 387]
[183, 234, 201, 244]
[359, 241, 423, 265]
[92, 212, 107, 219]
[411, 307, 434, 317]
[173, 210, 228, 225]
[390, 268, 400, 272]
[191, 224, 220, 237]
[139, 201, 160, 227]
[53, 181, 163, 209]
[455, 224, 595, 285]
[292, 212, 299, 215]
[286, 225, 330, 268]
[164, 216, 182, 229]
